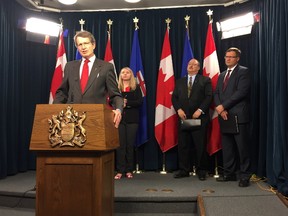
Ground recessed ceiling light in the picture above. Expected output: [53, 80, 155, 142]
[58, 0, 78, 5]
[125, 0, 142, 3]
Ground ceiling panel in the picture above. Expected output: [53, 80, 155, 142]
[16, 0, 246, 12]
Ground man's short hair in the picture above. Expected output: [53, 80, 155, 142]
[74, 30, 96, 47]
[226, 47, 241, 57]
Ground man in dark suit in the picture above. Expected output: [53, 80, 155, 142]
[53, 31, 123, 128]
[214, 47, 251, 187]
[172, 58, 212, 180]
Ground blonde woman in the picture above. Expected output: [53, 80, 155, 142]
[114, 67, 143, 179]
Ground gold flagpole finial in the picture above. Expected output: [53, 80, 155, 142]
[133, 17, 139, 30]
[59, 18, 64, 30]
[79, 19, 85, 31]
[206, 9, 213, 22]
[165, 18, 171, 29]
[184, 15, 190, 29]
[107, 19, 113, 34]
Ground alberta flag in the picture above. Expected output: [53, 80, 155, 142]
[130, 29, 148, 147]
[181, 29, 194, 77]
[203, 20, 221, 156]
[155, 28, 178, 152]
[49, 30, 67, 104]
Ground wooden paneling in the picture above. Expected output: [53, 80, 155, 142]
[30, 104, 118, 216]
[36, 152, 115, 216]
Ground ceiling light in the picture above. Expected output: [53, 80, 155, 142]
[58, 0, 78, 5]
[125, 0, 142, 3]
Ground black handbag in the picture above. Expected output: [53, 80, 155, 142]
[180, 119, 201, 130]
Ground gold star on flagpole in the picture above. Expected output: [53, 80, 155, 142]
[107, 19, 113, 35]
[79, 19, 85, 31]
[184, 15, 190, 29]
[206, 9, 213, 22]
[59, 18, 63, 30]
[133, 17, 139, 30]
[165, 18, 171, 29]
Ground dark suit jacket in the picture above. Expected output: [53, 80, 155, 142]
[172, 74, 212, 123]
[121, 85, 143, 124]
[53, 58, 123, 110]
[214, 64, 251, 123]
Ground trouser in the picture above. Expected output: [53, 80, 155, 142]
[221, 123, 251, 180]
[116, 122, 138, 173]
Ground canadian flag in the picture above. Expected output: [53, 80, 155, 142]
[104, 31, 117, 107]
[49, 30, 67, 104]
[203, 20, 222, 156]
[104, 32, 117, 76]
[155, 29, 178, 153]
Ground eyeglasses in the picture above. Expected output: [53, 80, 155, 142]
[224, 56, 237, 59]
[77, 42, 91, 48]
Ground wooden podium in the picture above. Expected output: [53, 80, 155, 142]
[30, 104, 119, 216]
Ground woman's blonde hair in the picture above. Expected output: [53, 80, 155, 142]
[118, 67, 137, 91]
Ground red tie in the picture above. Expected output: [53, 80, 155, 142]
[223, 69, 231, 91]
[80, 59, 90, 93]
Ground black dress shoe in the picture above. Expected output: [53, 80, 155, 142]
[216, 175, 237, 182]
[173, 170, 189, 178]
[239, 179, 250, 187]
[197, 170, 206, 181]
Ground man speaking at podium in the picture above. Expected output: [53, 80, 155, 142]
[53, 31, 123, 128]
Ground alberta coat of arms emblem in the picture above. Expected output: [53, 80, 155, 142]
[48, 106, 87, 148]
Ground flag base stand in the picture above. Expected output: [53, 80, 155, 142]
[213, 156, 220, 178]
[133, 163, 143, 174]
[160, 153, 167, 174]
[159, 163, 167, 174]
[190, 165, 197, 176]
[213, 166, 220, 178]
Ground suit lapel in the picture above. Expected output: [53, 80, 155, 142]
[73, 60, 82, 94]
[230, 65, 239, 80]
[192, 74, 199, 89]
[189, 74, 199, 97]
[181, 77, 189, 97]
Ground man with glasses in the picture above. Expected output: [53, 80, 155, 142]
[54, 31, 123, 128]
[214, 47, 251, 187]
[172, 58, 212, 180]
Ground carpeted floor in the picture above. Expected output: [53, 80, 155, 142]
[0, 171, 287, 215]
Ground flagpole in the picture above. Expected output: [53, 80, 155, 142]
[134, 147, 143, 174]
[75, 19, 86, 60]
[214, 154, 220, 178]
[159, 18, 171, 175]
[206, 9, 220, 179]
[184, 15, 190, 36]
[79, 19, 85, 31]
[107, 19, 113, 37]
[131, 16, 143, 174]
[184, 15, 196, 176]
[160, 152, 167, 174]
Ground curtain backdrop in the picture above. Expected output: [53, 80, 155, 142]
[256, 0, 288, 196]
[1, 0, 287, 196]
